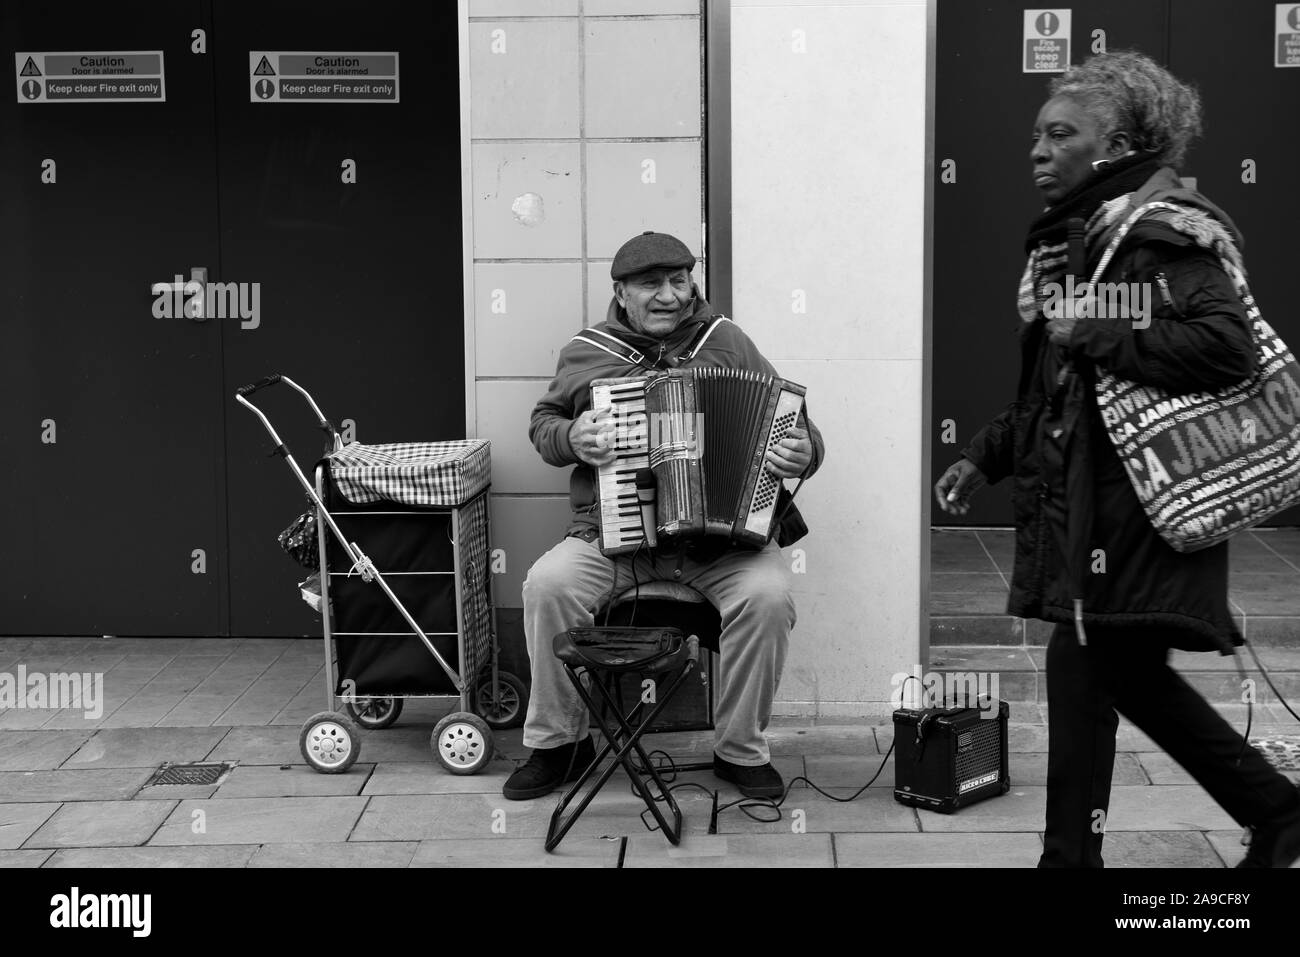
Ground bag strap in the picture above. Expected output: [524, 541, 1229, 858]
[1089, 200, 1259, 351]
[1089, 200, 1220, 285]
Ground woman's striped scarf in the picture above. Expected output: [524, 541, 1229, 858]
[1017, 154, 1163, 324]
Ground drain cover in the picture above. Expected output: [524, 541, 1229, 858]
[147, 762, 234, 786]
[1256, 737, 1300, 772]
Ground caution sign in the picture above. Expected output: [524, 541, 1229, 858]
[1278, 3, 1300, 67]
[1023, 9, 1071, 74]
[14, 51, 165, 103]
[249, 52, 399, 103]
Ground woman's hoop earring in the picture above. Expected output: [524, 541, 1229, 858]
[1091, 158, 1112, 171]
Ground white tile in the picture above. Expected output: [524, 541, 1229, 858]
[585, 141, 702, 259]
[585, 0, 700, 14]
[584, 19, 701, 138]
[470, 0, 579, 15]
[470, 21, 580, 138]
[472, 143, 583, 259]
[475, 263, 584, 377]
[475, 380, 571, 494]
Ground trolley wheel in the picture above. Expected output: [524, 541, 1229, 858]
[475, 670, 529, 730]
[344, 695, 404, 730]
[432, 712, 495, 775]
[299, 711, 361, 774]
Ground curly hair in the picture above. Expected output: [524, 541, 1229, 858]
[1049, 50, 1203, 170]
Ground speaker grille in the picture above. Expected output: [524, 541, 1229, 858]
[955, 720, 1002, 779]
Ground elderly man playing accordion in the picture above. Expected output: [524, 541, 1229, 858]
[503, 231, 825, 801]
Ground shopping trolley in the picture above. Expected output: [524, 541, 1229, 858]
[236, 374, 528, 775]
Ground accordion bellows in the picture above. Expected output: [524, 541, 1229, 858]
[591, 368, 806, 555]
[326, 439, 491, 507]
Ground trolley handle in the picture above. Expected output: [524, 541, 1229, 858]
[237, 374, 283, 398]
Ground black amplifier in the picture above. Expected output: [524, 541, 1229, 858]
[893, 701, 1010, 812]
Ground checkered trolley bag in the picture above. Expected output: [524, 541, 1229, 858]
[235, 376, 527, 778]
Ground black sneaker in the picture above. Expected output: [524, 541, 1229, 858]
[502, 737, 596, 801]
[713, 754, 784, 799]
[1237, 786, 1300, 868]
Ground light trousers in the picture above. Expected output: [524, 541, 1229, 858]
[521, 535, 795, 765]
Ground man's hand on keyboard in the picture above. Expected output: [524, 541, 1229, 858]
[569, 409, 618, 467]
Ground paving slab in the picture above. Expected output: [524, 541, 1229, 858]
[155, 696, 240, 727]
[623, 832, 834, 867]
[353, 791, 715, 842]
[62, 727, 230, 769]
[714, 789, 918, 835]
[348, 727, 449, 763]
[913, 787, 1045, 833]
[0, 769, 152, 802]
[134, 782, 222, 801]
[0, 802, 61, 849]
[43, 845, 260, 867]
[1203, 829, 1254, 867]
[1097, 830, 1225, 868]
[834, 831, 1042, 867]
[0, 849, 53, 867]
[1136, 752, 1203, 786]
[362, 761, 515, 795]
[1104, 785, 1238, 831]
[249, 841, 418, 867]
[206, 726, 304, 765]
[95, 697, 189, 729]
[0, 708, 65, 730]
[409, 837, 621, 867]
[768, 726, 880, 757]
[930, 615, 1026, 646]
[800, 751, 1148, 790]
[0, 731, 91, 771]
[149, 797, 369, 845]
[24, 800, 175, 848]
[214, 764, 375, 798]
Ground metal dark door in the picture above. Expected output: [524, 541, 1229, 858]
[214, 2, 465, 635]
[0, 0, 465, 637]
[932, 0, 1300, 526]
[0, 1, 226, 635]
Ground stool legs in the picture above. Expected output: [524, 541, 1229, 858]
[545, 660, 697, 852]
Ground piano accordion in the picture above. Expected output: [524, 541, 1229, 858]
[590, 368, 807, 556]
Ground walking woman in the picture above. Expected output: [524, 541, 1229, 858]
[934, 50, 1300, 867]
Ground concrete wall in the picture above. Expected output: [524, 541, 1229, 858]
[729, 0, 931, 716]
[463, 0, 931, 717]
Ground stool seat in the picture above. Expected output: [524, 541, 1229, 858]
[552, 626, 692, 675]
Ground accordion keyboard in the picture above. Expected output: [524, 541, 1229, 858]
[590, 377, 650, 555]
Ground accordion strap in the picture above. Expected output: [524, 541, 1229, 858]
[571, 315, 734, 370]
[679, 315, 733, 361]
[570, 328, 651, 369]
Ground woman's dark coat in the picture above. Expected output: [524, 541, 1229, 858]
[962, 168, 1257, 653]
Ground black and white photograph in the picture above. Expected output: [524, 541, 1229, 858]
[1, 0, 1298, 931]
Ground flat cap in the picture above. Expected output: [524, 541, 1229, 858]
[610, 230, 696, 280]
